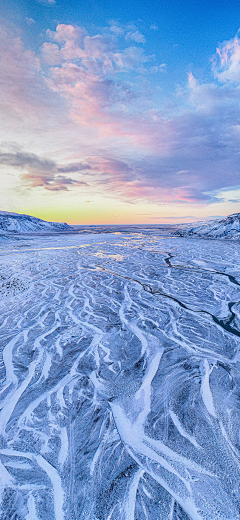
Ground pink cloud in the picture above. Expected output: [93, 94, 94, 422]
[21, 172, 87, 191]
[43, 39, 171, 147]
[42, 25, 85, 64]
[41, 42, 64, 65]
[46, 63, 116, 127]
[0, 149, 89, 191]
[40, 23, 159, 141]
[47, 24, 83, 43]
[83, 157, 214, 205]
[1, 19, 240, 208]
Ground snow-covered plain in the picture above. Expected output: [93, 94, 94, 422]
[0, 228, 240, 519]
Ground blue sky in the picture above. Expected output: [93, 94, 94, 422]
[1, 0, 240, 223]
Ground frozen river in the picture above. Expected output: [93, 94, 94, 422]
[0, 229, 240, 520]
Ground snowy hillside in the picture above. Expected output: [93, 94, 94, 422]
[173, 213, 240, 239]
[0, 211, 73, 234]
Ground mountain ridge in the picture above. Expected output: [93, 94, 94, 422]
[0, 211, 73, 234]
[173, 213, 240, 239]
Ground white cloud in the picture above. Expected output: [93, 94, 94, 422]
[150, 63, 166, 73]
[26, 18, 35, 25]
[109, 24, 124, 35]
[212, 34, 240, 83]
[125, 30, 146, 44]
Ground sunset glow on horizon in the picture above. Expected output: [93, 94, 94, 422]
[1, 0, 240, 224]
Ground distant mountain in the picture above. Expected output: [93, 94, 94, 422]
[0, 211, 73, 234]
[173, 213, 240, 240]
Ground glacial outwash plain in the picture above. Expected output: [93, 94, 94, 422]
[1, 211, 240, 520]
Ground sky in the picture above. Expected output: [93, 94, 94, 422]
[1, 0, 240, 224]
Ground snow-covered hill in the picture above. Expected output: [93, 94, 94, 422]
[0, 211, 73, 234]
[173, 213, 240, 239]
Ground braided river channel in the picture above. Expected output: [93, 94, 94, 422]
[1, 228, 240, 520]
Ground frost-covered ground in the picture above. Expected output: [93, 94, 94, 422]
[0, 229, 240, 520]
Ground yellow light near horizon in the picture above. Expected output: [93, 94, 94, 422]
[17, 201, 208, 225]
[14, 188, 238, 226]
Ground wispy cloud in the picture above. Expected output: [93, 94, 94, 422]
[26, 18, 35, 25]
[125, 30, 146, 44]
[109, 24, 125, 35]
[149, 215, 197, 220]
[37, 0, 56, 5]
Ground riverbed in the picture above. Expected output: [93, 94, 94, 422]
[0, 229, 240, 519]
